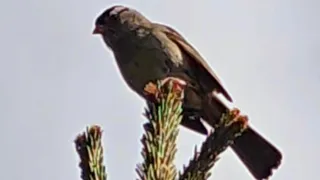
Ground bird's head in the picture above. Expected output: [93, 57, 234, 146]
[92, 5, 151, 47]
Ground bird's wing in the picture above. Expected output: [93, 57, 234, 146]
[154, 23, 233, 102]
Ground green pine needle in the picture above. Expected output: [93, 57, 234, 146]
[137, 80, 184, 180]
[179, 109, 248, 180]
[75, 125, 107, 180]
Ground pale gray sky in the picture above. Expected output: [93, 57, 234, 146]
[1, 0, 319, 179]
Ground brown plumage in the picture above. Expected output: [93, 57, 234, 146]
[93, 5, 282, 179]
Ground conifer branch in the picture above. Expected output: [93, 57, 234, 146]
[75, 125, 107, 180]
[74, 79, 249, 180]
[179, 109, 248, 180]
[136, 79, 186, 180]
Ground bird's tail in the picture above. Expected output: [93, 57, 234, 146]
[204, 95, 282, 180]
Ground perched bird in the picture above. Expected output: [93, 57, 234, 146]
[93, 5, 282, 179]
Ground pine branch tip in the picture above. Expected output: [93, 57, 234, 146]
[138, 78, 185, 180]
[74, 125, 107, 180]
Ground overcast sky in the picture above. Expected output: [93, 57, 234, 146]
[1, 0, 319, 179]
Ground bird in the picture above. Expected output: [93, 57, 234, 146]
[92, 5, 282, 180]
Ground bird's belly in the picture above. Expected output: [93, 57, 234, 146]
[118, 48, 171, 96]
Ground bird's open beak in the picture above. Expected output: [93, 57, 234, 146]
[92, 26, 104, 35]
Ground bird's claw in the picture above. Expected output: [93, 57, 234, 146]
[143, 77, 186, 102]
[160, 77, 186, 96]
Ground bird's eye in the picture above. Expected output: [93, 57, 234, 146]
[108, 14, 118, 20]
[96, 16, 105, 26]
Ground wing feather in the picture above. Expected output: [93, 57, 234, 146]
[154, 23, 233, 102]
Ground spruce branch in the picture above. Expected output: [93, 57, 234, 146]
[179, 109, 248, 180]
[136, 78, 186, 180]
[73, 79, 250, 180]
[75, 125, 107, 180]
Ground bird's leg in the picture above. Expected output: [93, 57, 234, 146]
[160, 77, 187, 87]
[160, 77, 186, 96]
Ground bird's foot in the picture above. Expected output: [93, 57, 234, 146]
[160, 77, 187, 91]
[143, 77, 186, 102]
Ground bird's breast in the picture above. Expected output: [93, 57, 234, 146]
[113, 32, 184, 96]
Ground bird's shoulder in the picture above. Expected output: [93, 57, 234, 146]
[150, 23, 233, 102]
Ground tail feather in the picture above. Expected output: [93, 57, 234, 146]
[201, 94, 282, 179]
[232, 127, 282, 179]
